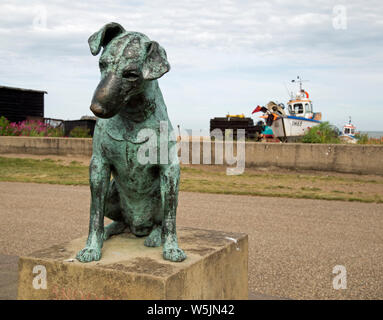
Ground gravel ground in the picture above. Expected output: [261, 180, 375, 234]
[0, 181, 382, 299]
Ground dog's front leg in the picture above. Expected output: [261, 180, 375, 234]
[76, 156, 111, 262]
[161, 163, 187, 262]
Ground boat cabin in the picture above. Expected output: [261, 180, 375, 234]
[342, 123, 356, 136]
[287, 90, 314, 119]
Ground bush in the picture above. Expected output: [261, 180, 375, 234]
[0, 116, 12, 136]
[302, 122, 340, 144]
[355, 133, 369, 144]
[48, 127, 65, 137]
[69, 126, 91, 138]
[0, 116, 64, 137]
[355, 133, 383, 145]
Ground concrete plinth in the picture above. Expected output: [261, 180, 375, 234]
[17, 227, 248, 300]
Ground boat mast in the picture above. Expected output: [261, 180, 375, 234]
[291, 76, 308, 93]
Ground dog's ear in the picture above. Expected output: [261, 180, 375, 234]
[142, 41, 170, 80]
[88, 22, 125, 56]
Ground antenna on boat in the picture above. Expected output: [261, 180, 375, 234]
[292, 76, 309, 91]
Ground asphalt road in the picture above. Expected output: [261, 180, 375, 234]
[0, 181, 382, 299]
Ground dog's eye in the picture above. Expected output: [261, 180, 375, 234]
[122, 70, 140, 81]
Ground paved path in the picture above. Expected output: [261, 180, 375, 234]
[0, 254, 18, 300]
[0, 182, 382, 299]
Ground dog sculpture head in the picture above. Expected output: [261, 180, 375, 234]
[88, 22, 170, 118]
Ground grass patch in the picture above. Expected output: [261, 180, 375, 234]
[0, 157, 89, 185]
[301, 187, 322, 192]
[332, 190, 345, 194]
[0, 156, 382, 204]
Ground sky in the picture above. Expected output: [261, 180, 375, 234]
[0, 0, 382, 131]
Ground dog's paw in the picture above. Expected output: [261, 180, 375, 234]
[163, 247, 187, 262]
[144, 228, 162, 247]
[76, 247, 102, 263]
[144, 236, 162, 247]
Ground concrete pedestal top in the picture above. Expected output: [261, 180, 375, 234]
[18, 227, 248, 300]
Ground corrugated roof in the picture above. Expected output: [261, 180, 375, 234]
[0, 85, 47, 94]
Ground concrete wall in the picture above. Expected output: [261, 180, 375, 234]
[182, 141, 383, 175]
[1, 136, 382, 175]
[244, 142, 383, 175]
[0, 136, 92, 157]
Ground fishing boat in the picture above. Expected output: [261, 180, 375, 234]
[253, 76, 322, 142]
[339, 117, 358, 143]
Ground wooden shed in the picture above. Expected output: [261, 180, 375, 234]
[0, 85, 47, 123]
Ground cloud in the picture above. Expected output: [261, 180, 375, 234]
[0, 0, 382, 130]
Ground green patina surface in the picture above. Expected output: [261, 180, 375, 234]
[76, 22, 186, 263]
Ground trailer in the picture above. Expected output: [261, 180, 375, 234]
[63, 118, 96, 137]
[210, 115, 265, 140]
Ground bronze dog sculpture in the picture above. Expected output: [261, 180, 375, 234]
[76, 22, 186, 263]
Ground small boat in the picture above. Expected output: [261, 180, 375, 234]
[339, 117, 358, 143]
[253, 76, 322, 142]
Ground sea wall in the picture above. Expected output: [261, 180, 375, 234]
[0, 136, 93, 157]
[182, 141, 383, 175]
[243, 142, 383, 175]
[0, 136, 382, 175]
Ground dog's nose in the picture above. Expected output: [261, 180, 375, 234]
[90, 103, 104, 116]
